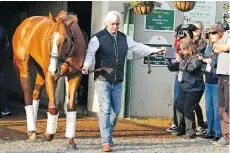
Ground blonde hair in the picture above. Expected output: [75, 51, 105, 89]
[193, 21, 206, 45]
[180, 38, 198, 58]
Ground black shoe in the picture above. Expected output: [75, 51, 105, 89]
[171, 131, 184, 136]
[196, 126, 206, 135]
[1, 107, 12, 116]
[212, 136, 221, 141]
[199, 135, 213, 140]
[166, 124, 178, 132]
[182, 133, 196, 139]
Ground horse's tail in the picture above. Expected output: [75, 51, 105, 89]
[13, 56, 20, 78]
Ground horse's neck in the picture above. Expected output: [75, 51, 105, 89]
[66, 23, 86, 68]
[70, 23, 86, 56]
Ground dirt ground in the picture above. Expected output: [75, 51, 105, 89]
[0, 101, 176, 141]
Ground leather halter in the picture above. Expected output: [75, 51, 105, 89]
[49, 26, 75, 63]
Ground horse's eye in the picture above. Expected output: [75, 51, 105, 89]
[64, 38, 68, 43]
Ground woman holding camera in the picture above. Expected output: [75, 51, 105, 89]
[199, 24, 224, 141]
[167, 22, 207, 134]
[167, 38, 204, 139]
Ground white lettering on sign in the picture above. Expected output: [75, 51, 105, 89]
[182, 1, 216, 29]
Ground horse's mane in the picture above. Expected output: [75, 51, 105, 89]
[55, 10, 78, 25]
[55, 10, 68, 21]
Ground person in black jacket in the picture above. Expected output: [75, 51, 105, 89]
[167, 38, 205, 139]
[166, 22, 207, 134]
[0, 25, 12, 117]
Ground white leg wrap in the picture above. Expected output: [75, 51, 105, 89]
[33, 99, 40, 121]
[65, 111, 77, 138]
[64, 77, 69, 114]
[25, 105, 36, 133]
[46, 112, 59, 134]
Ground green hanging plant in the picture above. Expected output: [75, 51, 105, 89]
[174, 1, 196, 12]
[129, 1, 162, 15]
[223, 2, 230, 10]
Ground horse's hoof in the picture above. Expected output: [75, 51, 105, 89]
[44, 132, 54, 141]
[27, 133, 37, 142]
[67, 144, 77, 151]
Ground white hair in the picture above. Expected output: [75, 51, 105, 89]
[104, 11, 121, 23]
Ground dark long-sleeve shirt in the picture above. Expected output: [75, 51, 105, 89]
[167, 55, 204, 92]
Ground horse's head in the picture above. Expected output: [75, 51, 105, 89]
[48, 11, 77, 76]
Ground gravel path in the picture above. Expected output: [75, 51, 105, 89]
[0, 137, 228, 153]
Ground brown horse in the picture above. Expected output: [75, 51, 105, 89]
[12, 11, 86, 149]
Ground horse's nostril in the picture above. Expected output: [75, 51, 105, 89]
[54, 67, 59, 75]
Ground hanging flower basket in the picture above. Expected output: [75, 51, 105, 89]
[129, 1, 162, 15]
[223, 2, 230, 10]
[174, 1, 196, 12]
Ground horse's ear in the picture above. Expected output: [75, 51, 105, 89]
[49, 12, 56, 22]
[55, 10, 68, 21]
[66, 15, 78, 26]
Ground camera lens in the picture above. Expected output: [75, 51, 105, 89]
[178, 30, 185, 38]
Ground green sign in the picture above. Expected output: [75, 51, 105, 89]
[143, 44, 173, 66]
[145, 9, 175, 32]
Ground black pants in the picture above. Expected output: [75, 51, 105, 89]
[195, 104, 204, 127]
[0, 75, 7, 109]
[0, 55, 5, 74]
[174, 98, 204, 127]
[173, 78, 204, 128]
[176, 90, 204, 135]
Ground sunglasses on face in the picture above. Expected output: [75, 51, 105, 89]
[209, 31, 218, 35]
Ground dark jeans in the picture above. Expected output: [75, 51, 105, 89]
[173, 78, 180, 126]
[205, 83, 221, 137]
[174, 78, 204, 128]
[176, 90, 204, 135]
[0, 55, 5, 74]
[218, 75, 229, 141]
[0, 74, 7, 109]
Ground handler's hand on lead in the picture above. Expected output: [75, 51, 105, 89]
[155, 47, 167, 54]
[160, 47, 167, 54]
[82, 66, 89, 75]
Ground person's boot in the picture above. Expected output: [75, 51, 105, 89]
[102, 144, 112, 152]
[171, 130, 184, 136]
[182, 132, 196, 139]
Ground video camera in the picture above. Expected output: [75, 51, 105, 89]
[222, 23, 229, 31]
[175, 24, 198, 39]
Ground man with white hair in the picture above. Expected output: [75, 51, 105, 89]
[82, 11, 164, 152]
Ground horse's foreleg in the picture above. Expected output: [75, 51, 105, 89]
[32, 73, 45, 121]
[66, 73, 82, 150]
[44, 73, 58, 141]
[16, 60, 36, 140]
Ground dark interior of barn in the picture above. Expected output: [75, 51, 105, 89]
[0, 1, 92, 115]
